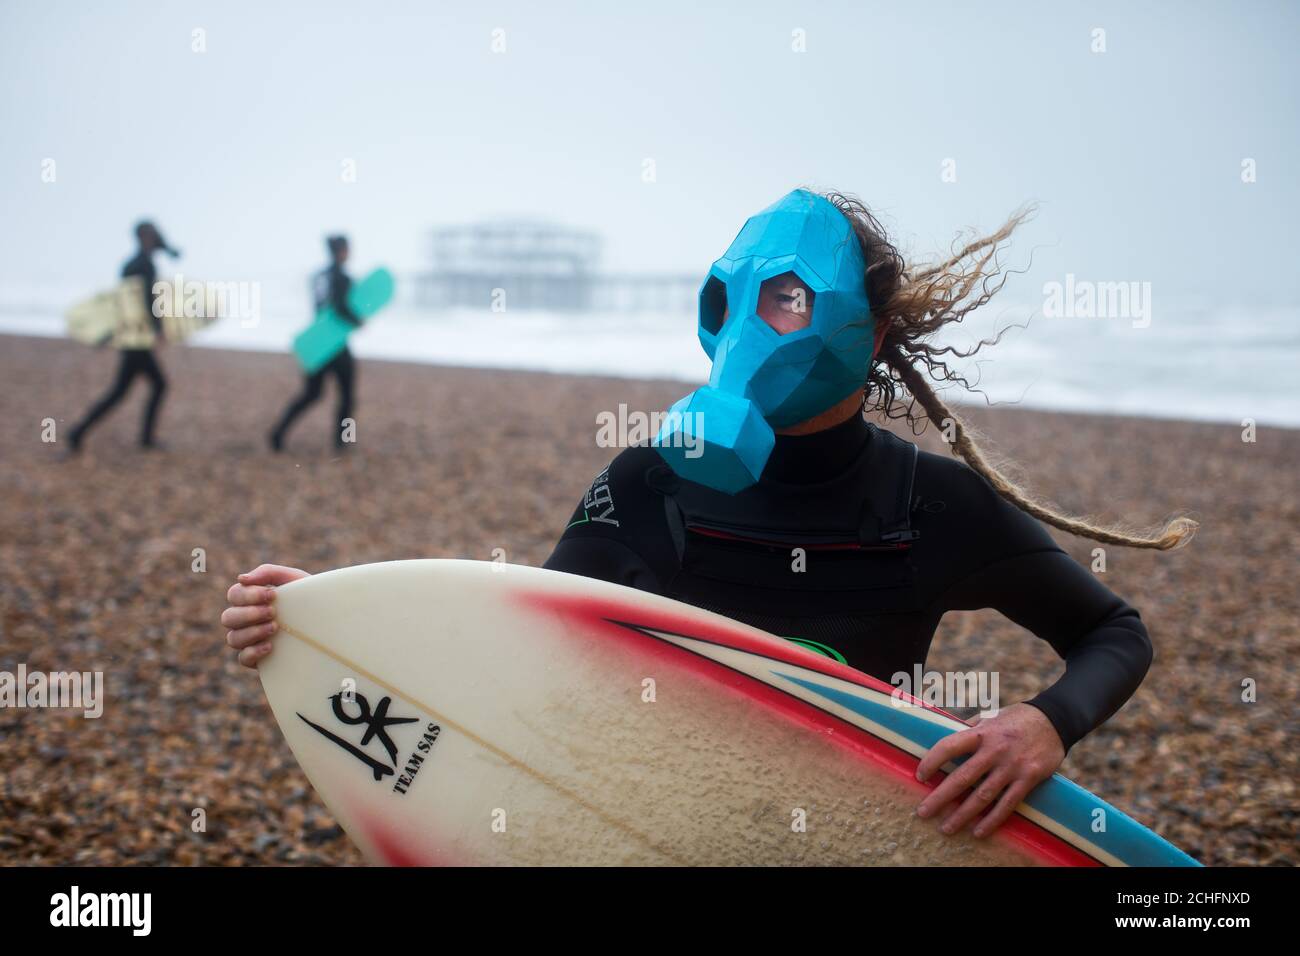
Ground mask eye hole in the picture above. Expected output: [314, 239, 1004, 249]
[758, 272, 815, 335]
[700, 275, 727, 336]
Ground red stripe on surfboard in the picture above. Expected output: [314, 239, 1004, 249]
[354, 808, 458, 867]
[520, 589, 1101, 868]
[524, 589, 962, 715]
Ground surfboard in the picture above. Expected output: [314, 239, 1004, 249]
[66, 280, 144, 348]
[65, 275, 222, 348]
[257, 559, 1200, 867]
[292, 267, 394, 374]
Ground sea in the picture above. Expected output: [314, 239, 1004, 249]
[1, 275, 1296, 427]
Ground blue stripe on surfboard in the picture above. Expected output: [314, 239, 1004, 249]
[776, 672, 1201, 867]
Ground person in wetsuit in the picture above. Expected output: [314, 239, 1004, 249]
[542, 414, 1148, 760]
[221, 190, 1193, 841]
[269, 235, 361, 451]
[69, 220, 178, 451]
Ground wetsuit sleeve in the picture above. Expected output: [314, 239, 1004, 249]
[930, 463, 1153, 753]
[941, 553, 1153, 753]
[331, 271, 363, 327]
[542, 448, 674, 594]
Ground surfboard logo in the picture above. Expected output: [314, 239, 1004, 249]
[297, 692, 440, 794]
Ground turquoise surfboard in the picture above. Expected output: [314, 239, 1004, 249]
[293, 267, 395, 374]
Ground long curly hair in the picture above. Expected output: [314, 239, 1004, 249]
[824, 190, 1196, 550]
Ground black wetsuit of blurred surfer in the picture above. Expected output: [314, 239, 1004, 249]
[544, 190, 1154, 757]
[270, 235, 361, 451]
[69, 220, 178, 451]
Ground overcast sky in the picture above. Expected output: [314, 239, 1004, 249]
[2, 0, 1296, 305]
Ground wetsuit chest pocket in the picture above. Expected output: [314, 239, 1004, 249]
[676, 526, 919, 612]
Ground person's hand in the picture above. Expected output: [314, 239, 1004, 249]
[914, 703, 1066, 838]
[221, 564, 310, 668]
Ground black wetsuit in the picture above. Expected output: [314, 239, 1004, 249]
[272, 263, 361, 448]
[70, 250, 167, 448]
[544, 414, 1152, 753]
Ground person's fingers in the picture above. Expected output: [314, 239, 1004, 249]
[938, 767, 1014, 836]
[226, 581, 276, 607]
[220, 603, 274, 630]
[238, 641, 274, 669]
[973, 778, 1036, 839]
[237, 563, 283, 585]
[224, 567, 302, 669]
[237, 564, 306, 587]
[917, 730, 1000, 820]
[227, 621, 277, 651]
[916, 727, 982, 783]
[917, 747, 996, 820]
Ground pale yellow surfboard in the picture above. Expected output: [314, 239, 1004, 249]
[65, 275, 221, 348]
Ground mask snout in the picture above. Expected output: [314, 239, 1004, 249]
[653, 386, 774, 495]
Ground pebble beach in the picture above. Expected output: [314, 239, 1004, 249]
[0, 333, 1295, 866]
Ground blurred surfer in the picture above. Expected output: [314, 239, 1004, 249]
[269, 235, 361, 452]
[69, 220, 179, 452]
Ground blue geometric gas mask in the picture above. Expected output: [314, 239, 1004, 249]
[654, 189, 874, 493]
